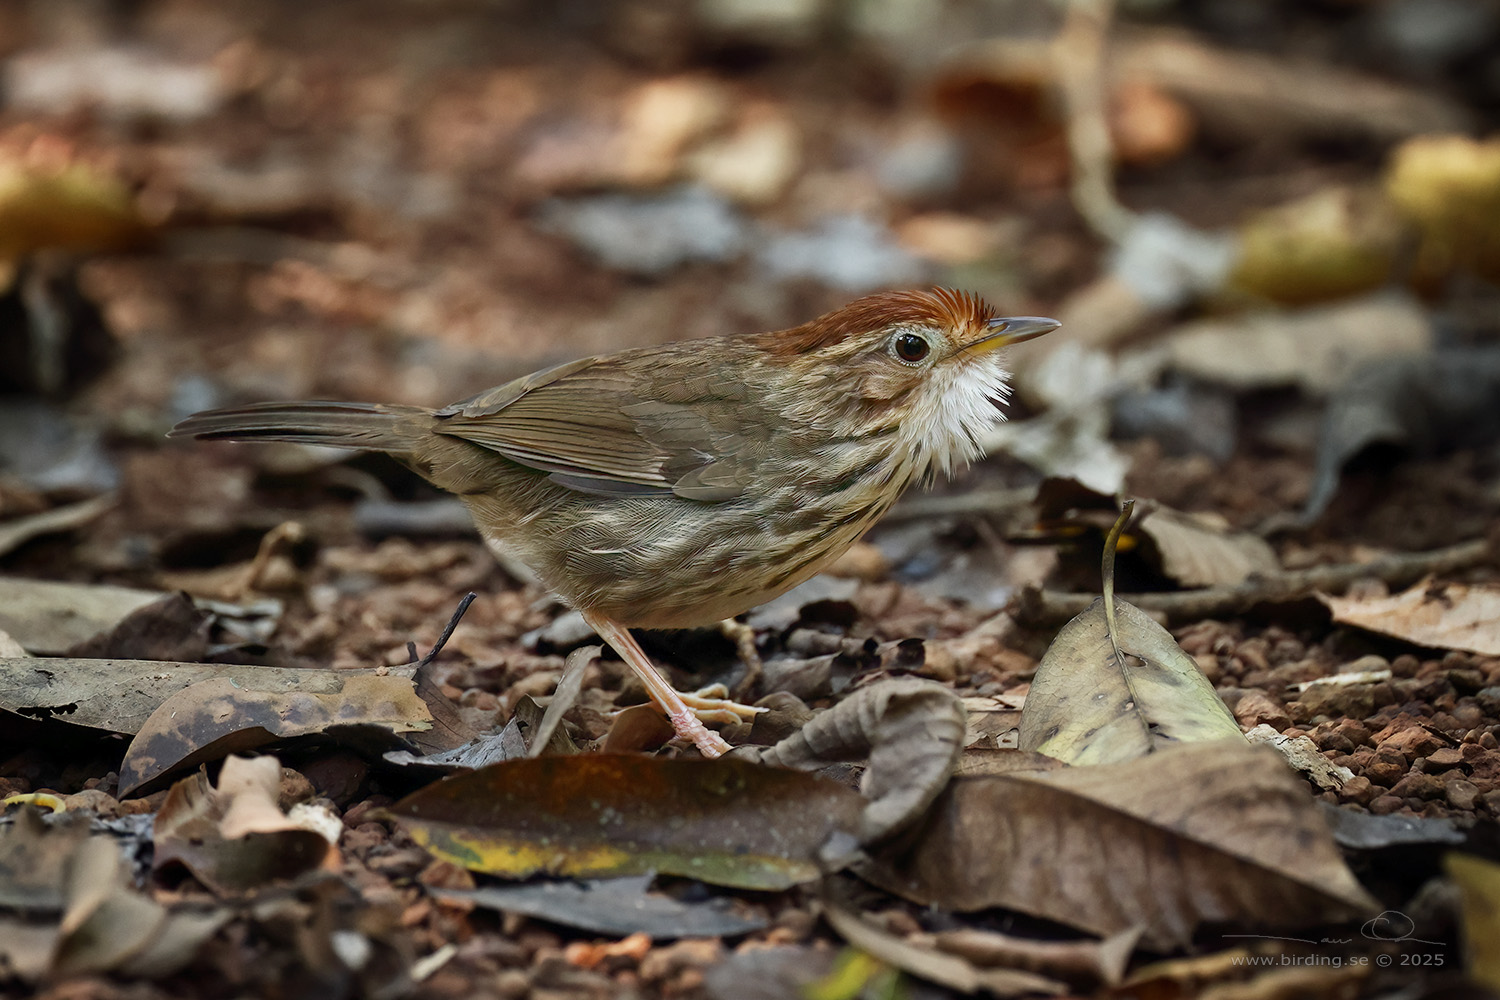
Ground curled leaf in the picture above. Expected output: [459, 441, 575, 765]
[119, 672, 432, 796]
[751, 677, 965, 843]
[152, 755, 338, 895]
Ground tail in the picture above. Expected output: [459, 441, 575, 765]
[169, 401, 431, 453]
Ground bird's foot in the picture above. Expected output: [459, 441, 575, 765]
[679, 683, 768, 726]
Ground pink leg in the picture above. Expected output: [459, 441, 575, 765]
[583, 612, 733, 757]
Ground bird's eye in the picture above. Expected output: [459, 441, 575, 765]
[893, 332, 930, 364]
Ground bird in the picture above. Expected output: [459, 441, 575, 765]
[170, 289, 1057, 756]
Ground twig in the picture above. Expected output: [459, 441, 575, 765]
[1055, 0, 1135, 243]
[883, 487, 1034, 523]
[1012, 538, 1492, 626]
[411, 592, 478, 667]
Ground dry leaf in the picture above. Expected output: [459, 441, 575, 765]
[1163, 292, 1432, 395]
[63, 592, 212, 662]
[437, 873, 767, 940]
[1018, 596, 1242, 765]
[862, 741, 1377, 950]
[384, 694, 575, 772]
[0, 160, 148, 261]
[0, 808, 226, 982]
[1136, 506, 1279, 589]
[529, 644, 597, 756]
[1386, 133, 1500, 283]
[0, 628, 26, 659]
[387, 754, 865, 890]
[1319, 578, 1500, 656]
[1229, 185, 1402, 304]
[1446, 853, 1500, 990]
[954, 748, 1066, 778]
[1302, 347, 1500, 522]
[0, 577, 162, 654]
[153, 755, 339, 895]
[0, 657, 408, 736]
[118, 671, 432, 795]
[751, 678, 965, 843]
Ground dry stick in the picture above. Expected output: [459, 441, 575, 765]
[883, 487, 1035, 523]
[1056, 0, 1134, 243]
[1012, 538, 1492, 626]
[409, 592, 478, 668]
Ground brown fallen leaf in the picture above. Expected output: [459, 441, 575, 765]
[1319, 578, 1500, 657]
[0, 657, 408, 736]
[601, 702, 678, 752]
[153, 755, 339, 895]
[1012, 482, 1278, 590]
[118, 671, 432, 796]
[862, 740, 1377, 950]
[960, 695, 1023, 750]
[157, 521, 308, 601]
[0, 577, 162, 654]
[0, 808, 227, 982]
[63, 592, 212, 662]
[436, 872, 768, 940]
[1135, 506, 1280, 589]
[954, 748, 1066, 778]
[529, 644, 597, 756]
[383, 694, 575, 772]
[386, 754, 865, 890]
[750, 678, 966, 844]
[1300, 348, 1500, 523]
[1162, 292, 1432, 395]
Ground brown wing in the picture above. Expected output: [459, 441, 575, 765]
[432, 352, 766, 501]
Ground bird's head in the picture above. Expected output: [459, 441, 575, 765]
[752, 288, 1058, 478]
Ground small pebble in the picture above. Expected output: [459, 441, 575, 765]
[1446, 778, 1481, 811]
[1339, 654, 1390, 675]
[1379, 727, 1442, 759]
[1339, 775, 1376, 804]
[1390, 772, 1445, 800]
[1390, 654, 1421, 678]
[1423, 746, 1465, 770]
[1369, 794, 1405, 815]
[1233, 690, 1291, 730]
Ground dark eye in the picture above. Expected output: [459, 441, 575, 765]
[893, 332, 930, 363]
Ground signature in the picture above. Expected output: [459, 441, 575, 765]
[1222, 910, 1444, 947]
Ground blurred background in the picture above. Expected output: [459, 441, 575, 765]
[2, 0, 1499, 602]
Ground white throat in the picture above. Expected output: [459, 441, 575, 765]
[894, 354, 1012, 483]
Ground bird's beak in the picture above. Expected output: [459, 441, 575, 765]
[963, 316, 1060, 355]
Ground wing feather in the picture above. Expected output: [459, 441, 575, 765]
[431, 350, 767, 500]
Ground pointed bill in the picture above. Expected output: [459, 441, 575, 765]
[963, 316, 1060, 355]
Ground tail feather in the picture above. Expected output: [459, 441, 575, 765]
[169, 401, 429, 452]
